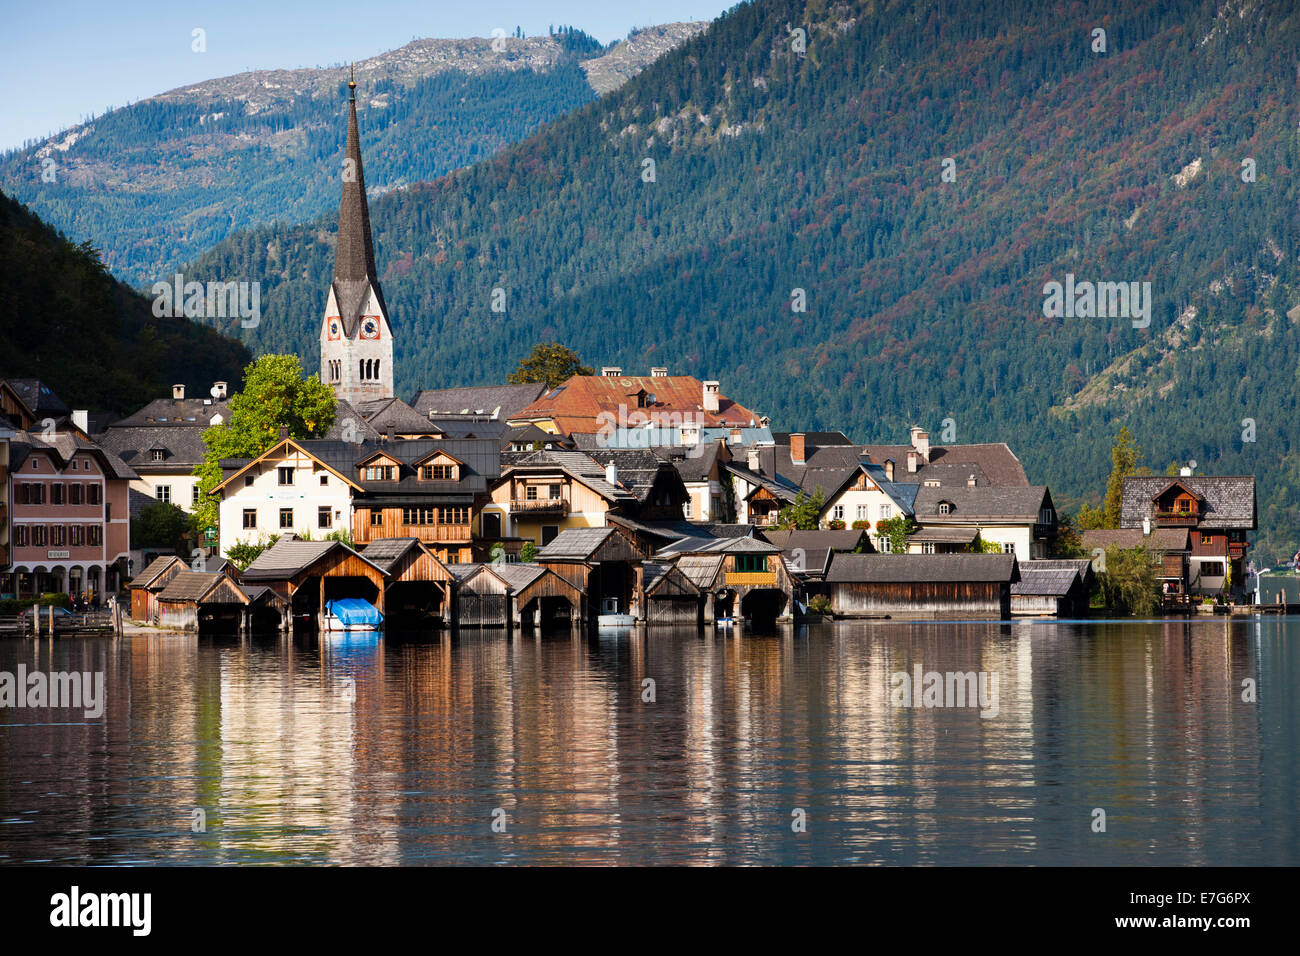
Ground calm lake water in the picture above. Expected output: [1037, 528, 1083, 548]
[1, 618, 1296, 866]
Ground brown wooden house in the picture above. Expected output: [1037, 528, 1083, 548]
[824, 553, 1019, 619]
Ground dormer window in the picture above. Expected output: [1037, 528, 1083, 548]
[938, 502, 952, 515]
[422, 464, 455, 481]
[363, 465, 395, 481]
[1040, 508, 1054, 524]
[151, 450, 165, 462]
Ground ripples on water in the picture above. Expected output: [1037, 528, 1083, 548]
[0, 618, 1296, 865]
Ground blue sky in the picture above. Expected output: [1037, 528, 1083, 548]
[3, 0, 736, 152]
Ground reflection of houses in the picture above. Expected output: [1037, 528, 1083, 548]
[824, 553, 1019, 619]
[1119, 474, 1256, 595]
[1010, 559, 1094, 617]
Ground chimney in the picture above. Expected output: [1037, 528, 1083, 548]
[967, 473, 977, 488]
[910, 425, 930, 462]
[605, 461, 618, 487]
[790, 433, 806, 465]
[730, 427, 743, 445]
[1142, 515, 1151, 536]
[907, 450, 918, 473]
[212, 381, 228, 400]
[172, 384, 186, 400]
[278, 426, 289, 440]
[884, 459, 894, 481]
[651, 367, 668, 377]
[601, 366, 623, 377]
[747, 448, 760, 471]
[702, 381, 720, 414]
[1180, 465, 1192, 476]
[72, 410, 89, 434]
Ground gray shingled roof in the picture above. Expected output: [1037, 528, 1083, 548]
[410, 383, 547, 421]
[131, 554, 185, 589]
[912, 485, 1050, 521]
[1120, 476, 1257, 530]
[861, 442, 1029, 486]
[240, 538, 389, 580]
[536, 527, 616, 561]
[97, 422, 209, 468]
[675, 554, 726, 589]
[1010, 561, 1089, 597]
[654, 536, 779, 558]
[1082, 528, 1190, 552]
[907, 527, 980, 544]
[157, 571, 230, 602]
[826, 553, 1019, 584]
[360, 537, 423, 571]
[498, 450, 634, 502]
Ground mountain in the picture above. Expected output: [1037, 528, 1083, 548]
[187, 0, 1296, 561]
[0, 188, 249, 413]
[0, 24, 707, 287]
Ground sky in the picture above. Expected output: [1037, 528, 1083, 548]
[2, 0, 736, 152]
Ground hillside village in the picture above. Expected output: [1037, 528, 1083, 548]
[0, 70, 1259, 633]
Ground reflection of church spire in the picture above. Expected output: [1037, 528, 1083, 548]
[331, 63, 386, 336]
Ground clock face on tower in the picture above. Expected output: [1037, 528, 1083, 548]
[360, 318, 380, 339]
[327, 319, 341, 340]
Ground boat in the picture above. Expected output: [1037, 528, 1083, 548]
[323, 598, 384, 632]
[597, 597, 636, 628]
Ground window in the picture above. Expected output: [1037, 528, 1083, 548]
[87, 484, 100, 505]
[370, 509, 383, 526]
[13, 525, 26, 547]
[32, 526, 47, 546]
[157, 485, 171, 504]
[192, 484, 200, 504]
[403, 507, 435, 525]
[734, 553, 767, 573]
[880, 504, 893, 520]
[876, 536, 891, 553]
[243, 509, 257, 530]
[50, 525, 65, 547]
[683, 499, 692, 518]
[1200, 561, 1225, 577]
[318, 506, 332, 529]
[1003, 542, 1015, 554]
[922, 542, 935, 554]
[832, 504, 844, 520]
[50, 483, 64, 505]
[541, 525, 559, 545]
[151, 450, 165, 462]
[86, 526, 102, 547]
[549, 484, 561, 500]
[70, 484, 83, 505]
[439, 507, 468, 525]
[422, 464, 454, 480]
[1201, 533, 1213, 545]
[364, 465, 394, 481]
[938, 502, 951, 515]
[278, 467, 294, 486]
[1040, 508, 1054, 524]
[482, 513, 501, 538]
[279, 508, 294, 529]
[856, 504, 868, 520]
[320, 474, 329, 486]
[526, 485, 538, 500]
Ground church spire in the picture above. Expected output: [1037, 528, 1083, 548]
[332, 63, 385, 335]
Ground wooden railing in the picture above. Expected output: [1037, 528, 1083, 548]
[1154, 512, 1198, 526]
[509, 497, 568, 515]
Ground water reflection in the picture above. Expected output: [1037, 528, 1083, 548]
[0, 618, 1294, 865]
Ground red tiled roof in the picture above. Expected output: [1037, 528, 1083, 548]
[513, 375, 760, 435]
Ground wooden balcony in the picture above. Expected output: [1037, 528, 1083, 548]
[509, 497, 569, 516]
[1154, 511, 1198, 526]
[356, 523, 471, 544]
[725, 571, 776, 586]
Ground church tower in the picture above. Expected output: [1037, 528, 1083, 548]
[320, 67, 394, 405]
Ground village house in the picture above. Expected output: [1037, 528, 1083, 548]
[214, 435, 501, 565]
[907, 485, 1057, 558]
[507, 367, 765, 438]
[1118, 472, 1256, 596]
[95, 382, 230, 514]
[1080, 526, 1191, 595]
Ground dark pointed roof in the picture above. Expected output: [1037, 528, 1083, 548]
[331, 73, 387, 336]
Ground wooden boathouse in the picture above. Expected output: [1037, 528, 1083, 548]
[824, 553, 1019, 619]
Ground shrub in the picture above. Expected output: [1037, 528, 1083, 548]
[827, 518, 846, 530]
[808, 594, 832, 615]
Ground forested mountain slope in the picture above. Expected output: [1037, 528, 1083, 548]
[185, 0, 1298, 559]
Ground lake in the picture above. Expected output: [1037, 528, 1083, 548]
[1, 618, 1296, 865]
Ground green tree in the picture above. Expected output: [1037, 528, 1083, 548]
[965, 534, 1004, 554]
[777, 488, 825, 530]
[880, 514, 916, 553]
[1075, 503, 1106, 531]
[1049, 512, 1087, 558]
[1099, 545, 1159, 616]
[192, 355, 337, 538]
[507, 342, 593, 389]
[520, 541, 539, 563]
[131, 500, 192, 554]
[226, 534, 280, 572]
[1102, 427, 1144, 528]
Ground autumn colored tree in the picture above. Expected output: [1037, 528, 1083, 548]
[1102, 427, 1145, 529]
[507, 342, 593, 389]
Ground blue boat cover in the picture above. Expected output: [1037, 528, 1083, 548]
[327, 598, 384, 626]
